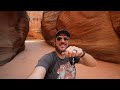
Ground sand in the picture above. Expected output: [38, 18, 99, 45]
[0, 40, 120, 79]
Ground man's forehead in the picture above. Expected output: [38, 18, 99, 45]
[57, 33, 67, 36]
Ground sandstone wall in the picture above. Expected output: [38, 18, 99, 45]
[41, 11, 120, 63]
[27, 11, 43, 39]
[0, 11, 29, 66]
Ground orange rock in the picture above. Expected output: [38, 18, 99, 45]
[27, 11, 43, 40]
[41, 11, 120, 63]
[110, 11, 120, 37]
[0, 11, 29, 66]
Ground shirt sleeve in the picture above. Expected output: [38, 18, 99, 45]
[36, 54, 53, 71]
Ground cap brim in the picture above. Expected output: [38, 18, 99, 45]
[56, 30, 70, 37]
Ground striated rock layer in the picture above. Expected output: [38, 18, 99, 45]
[0, 11, 29, 66]
[41, 11, 120, 63]
[27, 11, 43, 39]
[110, 11, 120, 37]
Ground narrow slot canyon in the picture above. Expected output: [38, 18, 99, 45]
[0, 11, 120, 79]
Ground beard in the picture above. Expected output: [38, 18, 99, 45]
[55, 43, 68, 54]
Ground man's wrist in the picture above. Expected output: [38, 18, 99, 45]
[80, 50, 86, 58]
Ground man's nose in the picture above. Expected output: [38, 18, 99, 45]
[61, 38, 66, 42]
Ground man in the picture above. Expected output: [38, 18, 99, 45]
[27, 29, 97, 79]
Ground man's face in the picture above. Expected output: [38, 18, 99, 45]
[55, 33, 69, 54]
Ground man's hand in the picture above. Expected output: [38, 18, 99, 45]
[62, 46, 84, 57]
[62, 46, 97, 67]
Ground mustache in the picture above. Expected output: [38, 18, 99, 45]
[60, 42, 67, 45]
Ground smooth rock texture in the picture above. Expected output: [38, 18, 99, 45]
[110, 11, 120, 37]
[0, 11, 29, 66]
[27, 11, 44, 39]
[41, 11, 120, 63]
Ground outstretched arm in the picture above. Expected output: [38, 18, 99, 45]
[78, 52, 97, 67]
[27, 66, 46, 79]
[63, 46, 97, 67]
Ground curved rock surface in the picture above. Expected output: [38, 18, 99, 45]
[41, 11, 120, 63]
[110, 11, 120, 37]
[0, 11, 29, 66]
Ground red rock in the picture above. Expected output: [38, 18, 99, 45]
[0, 11, 29, 66]
[110, 11, 120, 37]
[41, 11, 62, 46]
[41, 11, 120, 63]
[27, 11, 44, 39]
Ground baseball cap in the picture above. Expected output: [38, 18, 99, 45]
[56, 29, 70, 37]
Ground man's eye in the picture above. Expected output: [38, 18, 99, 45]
[64, 37, 69, 40]
[57, 37, 62, 41]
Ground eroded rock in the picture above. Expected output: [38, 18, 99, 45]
[0, 11, 29, 66]
[41, 11, 120, 63]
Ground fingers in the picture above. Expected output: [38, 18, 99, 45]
[76, 48, 83, 56]
[64, 46, 83, 57]
[65, 46, 73, 57]
[71, 49, 77, 57]
[62, 46, 72, 56]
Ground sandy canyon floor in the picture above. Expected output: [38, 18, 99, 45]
[0, 40, 120, 79]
